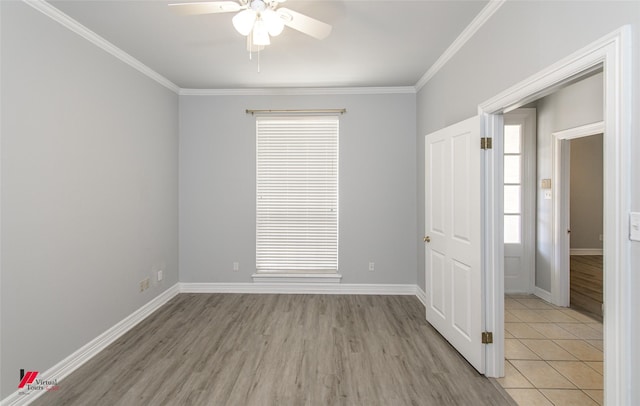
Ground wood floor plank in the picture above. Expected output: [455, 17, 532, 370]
[31, 294, 513, 406]
[570, 256, 603, 319]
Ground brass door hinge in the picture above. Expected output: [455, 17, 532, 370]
[481, 331, 493, 344]
[480, 137, 493, 150]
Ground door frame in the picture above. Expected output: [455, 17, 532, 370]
[552, 121, 605, 307]
[477, 26, 631, 406]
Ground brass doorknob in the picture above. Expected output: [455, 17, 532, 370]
[424, 236, 431, 243]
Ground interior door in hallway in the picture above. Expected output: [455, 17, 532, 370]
[424, 116, 484, 372]
[503, 109, 536, 294]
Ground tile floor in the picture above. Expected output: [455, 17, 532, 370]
[498, 294, 603, 406]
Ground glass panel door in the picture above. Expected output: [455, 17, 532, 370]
[504, 124, 522, 244]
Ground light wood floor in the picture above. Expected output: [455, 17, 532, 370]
[32, 294, 514, 406]
[570, 256, 603, 320]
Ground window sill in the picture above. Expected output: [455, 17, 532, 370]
[251, 273, 342, 284]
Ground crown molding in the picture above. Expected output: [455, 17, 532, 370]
[179, 86, 416, 96]
[22, 0, 180, 94]
[25, 0, 498, 97]
[415, 0, 505, 91]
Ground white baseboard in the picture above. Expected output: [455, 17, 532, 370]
[534, 286, 554, 304]
[2, 282, 425, 406]
[415, 285, 427, 307]
[1, 284, 180, 406]
[570, 248, 603, 256]
[180, 282, 418, 296]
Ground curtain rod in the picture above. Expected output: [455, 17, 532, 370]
[246, 108, 346, 115]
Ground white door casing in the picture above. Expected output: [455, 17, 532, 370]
[424, 116, 484, 373]
[478, 26, 631, 405]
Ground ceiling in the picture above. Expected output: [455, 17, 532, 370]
[49, 0, 489, 89]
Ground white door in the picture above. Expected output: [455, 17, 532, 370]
[424, 116, 484, 372]
[503, 109, 536, 293]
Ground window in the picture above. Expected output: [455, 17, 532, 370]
[504, 124, 522, 244]
[256, 116, 339, 274]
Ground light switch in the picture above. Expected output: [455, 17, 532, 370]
[630, 212, 640, 241]
[541, 179, 552, 189]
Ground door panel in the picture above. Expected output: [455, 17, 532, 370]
[425, 115, 484, 373]
[430, 251, 446, 318]
[452, 260, 472, 338]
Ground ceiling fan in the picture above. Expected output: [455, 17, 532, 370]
[169, 0, 332, 52]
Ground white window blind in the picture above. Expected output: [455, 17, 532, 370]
[256, 116, 339, 274]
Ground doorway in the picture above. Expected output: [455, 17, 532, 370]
[499, 97, 605, 405]
[553, 123, 605, 322]
[568, 134, 604, 320]
[478, 26, 631, 406]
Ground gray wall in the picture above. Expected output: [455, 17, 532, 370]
[534, 73, 603, 290]
[1, 2, 179, 398]
[179, 93, 417, 284]
[570, 134, 604, 250]
[416, 0, 640, 400]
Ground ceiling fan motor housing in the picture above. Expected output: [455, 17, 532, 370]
[250, 0, 267, 12]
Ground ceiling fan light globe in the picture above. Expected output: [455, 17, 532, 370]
[232, 9, 256, 36]
[262, 9, 284, 36]
[252, 19, 271, 45]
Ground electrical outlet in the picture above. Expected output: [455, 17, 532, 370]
[157, 270, 163, 281]
[139, 277, 150, 292]
[599, 234, 603, 241]
[368, 262, 375, 271]
[233, 262, 239, 272]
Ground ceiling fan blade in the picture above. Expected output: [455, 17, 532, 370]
[168, 1, 242, 16]
[277, 7, 332, 40]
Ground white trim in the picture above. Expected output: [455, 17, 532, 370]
[251, 273, 342, 284]
[477, 28, 624, 114]
[415, 0, 505, 91]
[180, 282, 418, 296]
[415, 285, 427, 307]
[482, 112, 505, 378]
[553, 121, 605, 140]
[478, 26, 632, 406]
[22, 0, 180, 94]
[179, 86, 416, 96]
[534, 287, 554, 304]
[0, 284, 180, 406]
[553, 134, 571, 307]
[570, 249, 604, 256]
[569, 248, 604, 256]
